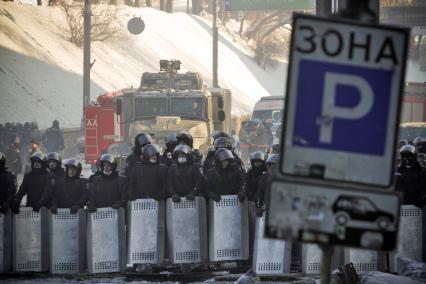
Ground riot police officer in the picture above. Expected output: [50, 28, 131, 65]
[168, 145, 202, 202]
[128, 144, 167, 201]
[396, 145, 426, 206]
[46, 152, 64, 177]
[176, 131, 193, 148]
[14, 152, 54, 212]
[129, 144, 167, 200]
[87, 154, 125, 212]
[121, 132, 153, 178]
[161, 133, 178, 166]
[203, 136, 244, 173]
[0, 152, 17, 213]
[205, 148, 246, 202]
[50, 158, 87, 214]
[255, 153, 279, 217]
[246, 151, 266, 201]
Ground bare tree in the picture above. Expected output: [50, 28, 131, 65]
[59, 0, 123, 47]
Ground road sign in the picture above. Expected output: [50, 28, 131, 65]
[128, 17, 145, 35]
[266, 180, 399, 250]
[224, 0, 315, 11]
[280, 14, 409, 188]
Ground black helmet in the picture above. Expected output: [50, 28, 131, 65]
[53, 120, 59, 127]
[30, 152, 45, 162]
[213, 131, 230, 141]
[192, 149, 203, 162]
[64, 158, 82, 176]
[64, 158, 81, 168]
[214, 137, 232, 150]
[173, 144, 192, 157]
[100, 153, 117, 171]
[398, 139, 408, 148]
[0, 152, 6, 170]
[177, 131, 193, 148]
[134, 133, 153, 148]
[165, 133, 178, 150]
[142, 144, 161, 161]
[417, 141, 426, 154]
[215, 148, 234, 162]
[266, 154, 279, 165]
[400, 144, 416, 155]
[250, 151, 266, 163]
[46, 152, 61, 163]
[414, 137, 424, 147]
[30, 152, 45, 170]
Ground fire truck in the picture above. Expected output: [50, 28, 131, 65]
[84, 60, 232, 166]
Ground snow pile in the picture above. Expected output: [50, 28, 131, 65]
[0, 2, 286, 128]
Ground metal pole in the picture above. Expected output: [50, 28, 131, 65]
[212, 0, 219, 88]
[316, 0, 332, 17]
[83, 0, 91, 111]
[320, 245, 334, 284]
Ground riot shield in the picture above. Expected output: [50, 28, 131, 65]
[252, 216, 291, 275]
[209, 195, 249, 261]
[12, 207, 49, 272]
[389, 205, 422, 272]
[87, 207, 126, 274]
[127, 199, 165, 265]
[0, 210, 12, 273]
[166, 197, 207, 264]
[344, 248, 379, 274]
[49, 208, 86, 274]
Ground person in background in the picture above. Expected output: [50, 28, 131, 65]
[0, 152, 17, 213]
[43, 120, 65, 153]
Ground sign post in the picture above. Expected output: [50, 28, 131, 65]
[266, 8, 409, 283]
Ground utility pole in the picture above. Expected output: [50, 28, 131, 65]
[212, 0, 219, 88]
[83, 0, 91, 113]
[316, 0, 332, 17]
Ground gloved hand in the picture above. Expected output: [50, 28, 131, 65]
[186, 192, 195, 200]
[87, 203, 97, 213]
[0, 202, 9, 214]
[69, 205, 79, 214]
[111, 202, 122, 209]
[255, 206, 264, 217]
[238, 191, 247, 202]
[209, 192, 221, 202]
[32, 202, 42, 212]
[172, 194, 181, 203]
[50, 206, 58, 214]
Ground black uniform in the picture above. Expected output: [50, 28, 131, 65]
[205, 162, 246, 200]
[44, 122, 65, 153]
[51, 176, 87, 210]
[88, 171, 126, 208]
[0, 168, 17, 212]
[129, 161, 167, 200]
[168, 163, 202, 198]
[15, 168, 54, 209]
[246, 166, 266, 201]
[396, 165, 426, 205]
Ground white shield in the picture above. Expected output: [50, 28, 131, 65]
[13, 207, 49, 272]
[209, 195, 249, 261]
[166, 197, 207, 264]
[127, 199, 165, 265]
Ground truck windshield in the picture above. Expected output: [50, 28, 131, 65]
[171, 97, 204, 118]
[135, 98, 167, 117]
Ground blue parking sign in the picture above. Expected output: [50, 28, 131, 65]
[294, 60, 392, 156]
[281, 14, 409, 188]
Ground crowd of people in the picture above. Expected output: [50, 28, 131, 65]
[0, 130, 280, 218]
[0, 120, 64, 176]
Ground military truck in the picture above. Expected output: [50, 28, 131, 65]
[84, 60, 232, 166]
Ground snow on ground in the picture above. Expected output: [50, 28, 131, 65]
[0, 2, 286, 128]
